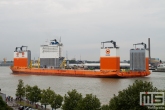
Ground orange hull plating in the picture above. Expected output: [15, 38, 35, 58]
[14, 58, 28, 67]
[117, 70, 151, 78]
[145, 57, 149, 70]
[10, 67, 151, 78]
[100, 57, 120, 70]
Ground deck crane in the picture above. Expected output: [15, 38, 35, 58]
[101, 40, 118, 48]
[20, 46, 28, 51]
[15, 47, 21, 52]
[133, 42, 147, 49]
[15, 46, 28, 52]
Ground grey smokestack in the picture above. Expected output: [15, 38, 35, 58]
[148, 38, 151, 59]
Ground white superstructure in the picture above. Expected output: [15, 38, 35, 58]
[40, 45, 61, 58]
[39, 39, 63, 68]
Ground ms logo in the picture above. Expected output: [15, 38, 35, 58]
[140, 92, 164, 106]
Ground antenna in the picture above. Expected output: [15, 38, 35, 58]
[34, 57, 35, 64]
[66, 51, 68, 60]
[60, 36, 61, 42]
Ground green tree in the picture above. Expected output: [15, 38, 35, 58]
[109, 80, 158, 110]
[101, 105, 110, 110]
[25, 85, 41, 104]
[50, 93, 63, 110]
[0, 96, 13, 110]
[16, 79, 25, 101]
[62, 89, 82, 110]
[25, 84, 32, 101]
[76, 94, 101, 110]
[40, 87, 54, 110]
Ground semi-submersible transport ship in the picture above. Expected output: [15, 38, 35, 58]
[10, 39, 150, 78]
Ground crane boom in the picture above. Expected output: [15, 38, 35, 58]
[20, 46, 28, 51]
[15, 46, 28, 52]
[15, 47, 21, 52]
[133, 42, 147, 49]
[101, 40, 117, 48]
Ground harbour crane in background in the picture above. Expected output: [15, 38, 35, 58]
[3, 58, 6, 64]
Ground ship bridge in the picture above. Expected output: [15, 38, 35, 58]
[40, 39, 64, 68]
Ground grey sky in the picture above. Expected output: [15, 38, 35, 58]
[0, 0, 165, 61]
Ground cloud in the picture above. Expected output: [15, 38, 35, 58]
[0, 0, 165, 61]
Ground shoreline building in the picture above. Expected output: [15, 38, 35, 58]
[0, 89, 6, 102]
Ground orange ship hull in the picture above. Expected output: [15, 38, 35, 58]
[117, 70, 151, 78]
[10, 66, 151, 78]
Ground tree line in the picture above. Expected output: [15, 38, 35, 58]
[16, 79, 101, 110]
[15, 79, 165, 110]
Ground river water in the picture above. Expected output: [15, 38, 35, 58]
[0, 66, 165, 105]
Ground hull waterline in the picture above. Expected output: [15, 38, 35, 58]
[10, 67, 150, 78]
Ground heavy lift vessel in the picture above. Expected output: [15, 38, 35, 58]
[10, 40, 150, 78]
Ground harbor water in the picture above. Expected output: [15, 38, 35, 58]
[0, 66, 165, 104]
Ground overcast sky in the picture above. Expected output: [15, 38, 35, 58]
[0, 0, 165, 61]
